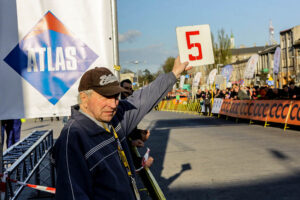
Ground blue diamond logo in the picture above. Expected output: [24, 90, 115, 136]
[4, 11, 98, 105]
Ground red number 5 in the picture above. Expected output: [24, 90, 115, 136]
[186, 31, 202, 61]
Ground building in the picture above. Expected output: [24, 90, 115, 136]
[229, 46, 272, 85]
[279, 25, 300, 85]
[120, 72, 134, 83]
[257, 44, 279, 86]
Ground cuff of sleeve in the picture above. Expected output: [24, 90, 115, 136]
[167, 72, 177, 82]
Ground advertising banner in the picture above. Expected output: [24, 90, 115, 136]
[244, 54, 259, 79]
[212, 98, 223, 114]
[273, 47, 281, 74]
[192, 72, 202, 87]
[0, 0, 114, 119]
[221, 65, 233, 82]
[219, 99, 295, 125]
[266, 100, 291, 124]
[207, 69, 217, 85]
[179, 75, 185, 89]
[287, 101, 300, 125]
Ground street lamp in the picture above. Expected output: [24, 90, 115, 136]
[133, 60, 139, 87]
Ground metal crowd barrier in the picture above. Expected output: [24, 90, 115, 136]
[131, 147, 166, 200]
[3, 130, 54, 200]
[158, 99, 204, 115]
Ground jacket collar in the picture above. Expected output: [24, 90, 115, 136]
[70, 105, 111, 137]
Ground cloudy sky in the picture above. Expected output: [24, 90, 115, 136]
[117, 0, 300, 73]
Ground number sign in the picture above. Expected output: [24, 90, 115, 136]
[176, 24, 214, 67]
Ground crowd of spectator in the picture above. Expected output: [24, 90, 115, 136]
[166, 81, 300, 101]
[206, 81, 300, 100]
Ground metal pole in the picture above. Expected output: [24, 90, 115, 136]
[111, 0, 120, 80]
[0, 120, 4, 200]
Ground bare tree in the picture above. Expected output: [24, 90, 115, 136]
[212, 29, 232, 66]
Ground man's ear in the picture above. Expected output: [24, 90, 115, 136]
[79, 92, 89, 108]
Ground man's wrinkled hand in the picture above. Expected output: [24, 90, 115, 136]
[172, 56, 191, 78]
[144, 156, 154, 168]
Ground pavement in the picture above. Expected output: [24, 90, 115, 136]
[14, 112, 300, 199]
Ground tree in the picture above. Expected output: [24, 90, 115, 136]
[121, 68, 133, 73]
[143, 69, 154, 84]
[212, 29, 232, 66]
[161, 56, 187, 75]
[136, 69, 155, 86]
[162, 57, 175, 73]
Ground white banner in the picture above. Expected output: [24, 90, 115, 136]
[192, 72, 202, 87]
[244, 54, 259, 79]
[207, 69, 217, 85]
[212, 98, 223, 114]
[215, 75, 225, 85]
[179, 75, 185, 89]
[0, 0, 114, 119]
[273, 47, 281, 74]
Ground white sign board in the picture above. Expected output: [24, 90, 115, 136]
[212, 98, 223, 114]
[0, 0, 114, 119]
[244, 54, 259, 79]
[176, 24, 215, 67]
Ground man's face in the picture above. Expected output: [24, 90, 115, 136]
[121, 82, 133, 98]
[81, 91, 119, 122]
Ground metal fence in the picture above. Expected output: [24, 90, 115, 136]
[2, 130, 54, 200]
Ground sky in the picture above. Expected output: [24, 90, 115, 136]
[117, 0, 300, 73]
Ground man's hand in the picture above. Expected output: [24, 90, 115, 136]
[132, 139, 144, 147]
[172, 56, 190, 78]
[144, 156, 154, 168]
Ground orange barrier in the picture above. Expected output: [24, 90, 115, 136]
[266, 100, 291, 124]
[220, 99, 300, 126]
[287, 101, 300, 125]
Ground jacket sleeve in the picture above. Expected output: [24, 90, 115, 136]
[120, 72, 177, 134]
[53, 124, 93, 200]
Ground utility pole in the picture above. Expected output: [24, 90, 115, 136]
[134, 61, 139, 87]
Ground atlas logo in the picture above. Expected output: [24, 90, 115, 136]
[4, 11, 98, 105]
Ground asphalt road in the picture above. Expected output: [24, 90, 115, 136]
[17, 111, 300, 200]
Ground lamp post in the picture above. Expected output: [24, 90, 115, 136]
[133, 61, 139, 87]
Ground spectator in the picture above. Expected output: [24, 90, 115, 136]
[280, 85, 290, 99]
[238, 86, 250, 100]
[203, 89, 212, 116]
[230, 86, 239, 100]
[288, 81, 300, 99]
[1, 119, 21, 148]
[120, 79, 154, 169]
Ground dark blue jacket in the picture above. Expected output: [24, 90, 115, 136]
[53, 72, 176, 200]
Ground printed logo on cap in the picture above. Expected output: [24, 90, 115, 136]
[4, 11, 98, 105]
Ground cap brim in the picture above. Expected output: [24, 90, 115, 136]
[93, 85, 129, 97]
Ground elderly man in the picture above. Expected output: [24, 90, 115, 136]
[53, 57, 189, 200]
